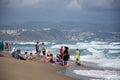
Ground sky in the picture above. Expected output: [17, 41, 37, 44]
[0, 0, 120, 24]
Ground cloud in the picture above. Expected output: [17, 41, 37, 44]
[81, 0, 120, 9]
[66, 0, 81, 9]
[1, 0, 119, 10]
[65, 0, 119, 10]
[0, 0, 119, 24]
[0, 0, 48, 8]
[91, 0, 115, 8]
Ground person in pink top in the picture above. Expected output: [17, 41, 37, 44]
[60, 46, 63, 59]
[59, 46, 63, 65]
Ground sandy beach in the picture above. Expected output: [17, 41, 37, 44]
[1, 51, 120, 80]
[0, 51, 75, 80]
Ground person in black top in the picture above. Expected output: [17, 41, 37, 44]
[63, 46, 70, 66]
[35, 41, 39, 53]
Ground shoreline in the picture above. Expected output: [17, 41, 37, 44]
[60, 61, 120, 80]
[0, 51, 120, 80]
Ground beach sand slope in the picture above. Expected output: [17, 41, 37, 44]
[0, 57, 75, 80]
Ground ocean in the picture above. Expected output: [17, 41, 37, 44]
[10, 41, 120, 80]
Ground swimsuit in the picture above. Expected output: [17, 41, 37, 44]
[75, 55, 80, 60]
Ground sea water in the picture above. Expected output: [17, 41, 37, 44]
[10, 41, 120, 80]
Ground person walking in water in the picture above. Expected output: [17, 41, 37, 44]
[41, 42, 46, 57]
[75, 48, 81, 66]
[35, 41, 39, 53]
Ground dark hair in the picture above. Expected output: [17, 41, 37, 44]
[30, 53, 33, 55]
[42, 42, 44, 45]
[25, 52, 28, 54]
[50, 53, 53, 57]
[64, 46, 68, 50]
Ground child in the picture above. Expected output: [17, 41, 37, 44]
[28, 52, 34, 60]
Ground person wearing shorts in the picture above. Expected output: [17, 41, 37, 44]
[75, 48, 81, 65]
[41, 43, 46, 56]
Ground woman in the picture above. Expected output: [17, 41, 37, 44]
[63, 46, 70, 66]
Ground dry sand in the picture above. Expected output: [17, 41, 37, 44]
[0, 51, 75, 80]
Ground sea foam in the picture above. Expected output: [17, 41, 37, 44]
[73, 70, 120, 80]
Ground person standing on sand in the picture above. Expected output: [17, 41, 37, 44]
[35, 41, 39, 53]
[75, 48, 81, 65]
[63, 46, 70, 66]
[59, 46, 63, 65]
[41, 42, 46, 57]
[60, 46, 63, 59]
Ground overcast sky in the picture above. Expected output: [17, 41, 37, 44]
[0, 0, 120, 24]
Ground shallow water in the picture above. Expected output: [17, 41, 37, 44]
[60, 61, 120, 80]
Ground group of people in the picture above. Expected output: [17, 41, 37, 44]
[58, 46, 81, 66]
[35, 41, 46, 57]
[35, 41, 56, 63]
[35, 41, 81, 66]
[2, 41, 81, 67]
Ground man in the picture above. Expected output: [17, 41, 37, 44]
[35, 41, 39, 53]
[41, 42, 46, 56]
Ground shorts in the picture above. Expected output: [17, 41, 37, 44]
[75, 55, 80, 61]
[43, 51, 46, 56]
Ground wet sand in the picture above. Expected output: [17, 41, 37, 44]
[61, 61, 120, 80]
